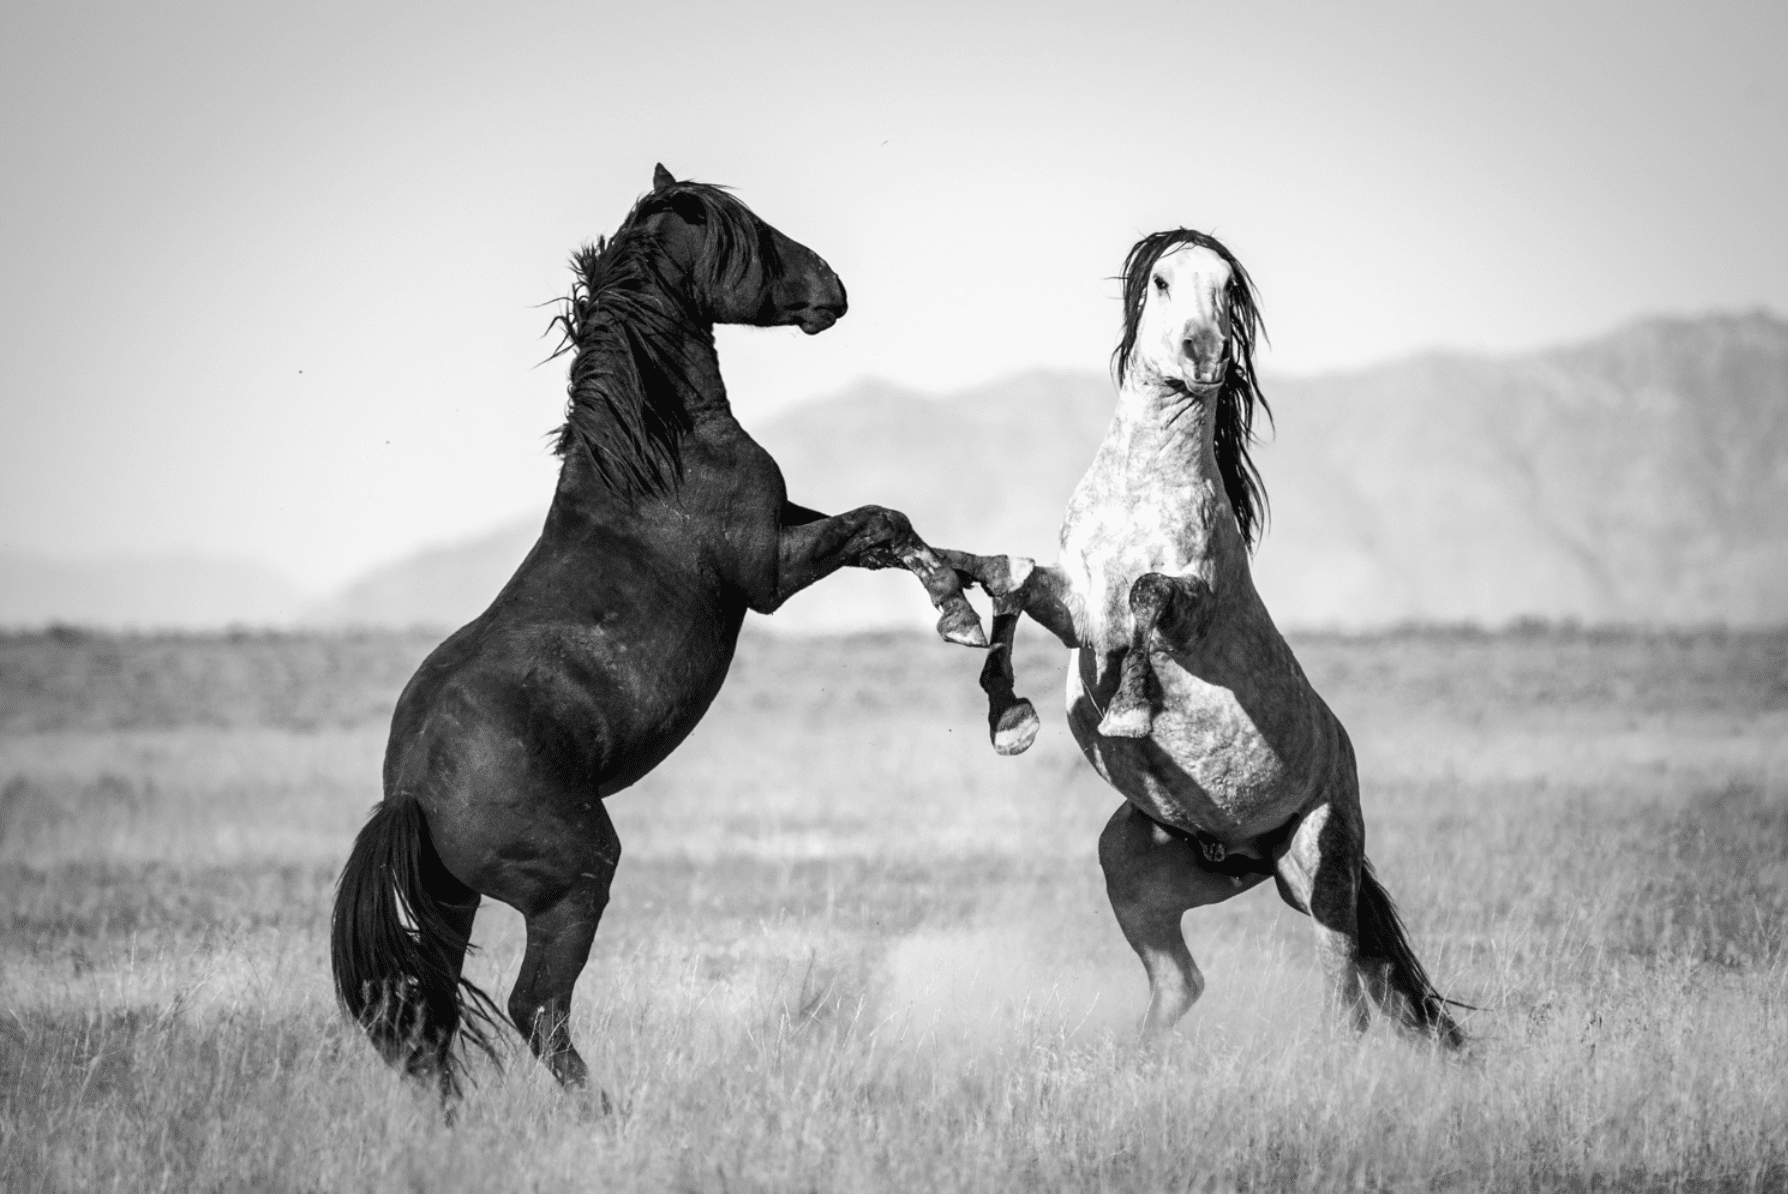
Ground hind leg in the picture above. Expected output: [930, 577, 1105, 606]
[510, 883, 609, 1087]
[1099, 802, 1265, 1042]
[423, 891, 483, 1098]
[483, 803, 621, 1090]
[1274, 802, 1371, 1035]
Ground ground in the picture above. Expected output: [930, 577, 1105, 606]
[2, 623, 1785, 1192]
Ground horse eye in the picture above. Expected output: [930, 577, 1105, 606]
[1152, 275, 1169, 293]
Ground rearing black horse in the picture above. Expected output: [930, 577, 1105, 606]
[331, 165, 985, 1097]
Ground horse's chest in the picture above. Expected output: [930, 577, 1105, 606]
[1056, 470, 1320, 825]
[1060, 482, 1216, 654]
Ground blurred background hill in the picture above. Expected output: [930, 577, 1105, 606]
[312, 308, 1788, 633]
[0, 551, 312, 630]
[7, 309, 1785, 633]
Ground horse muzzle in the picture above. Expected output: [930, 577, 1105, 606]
[796, 305, 843, 335]
[1181, 323, 1228, 387]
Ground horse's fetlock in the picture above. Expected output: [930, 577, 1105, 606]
[871, 507, 913, 539]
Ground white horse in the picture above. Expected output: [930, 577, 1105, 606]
[946, 230, 1464, 1047]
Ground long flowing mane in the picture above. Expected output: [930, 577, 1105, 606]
[1112, 229, 1272, 550]
[550, 180, 781, 498]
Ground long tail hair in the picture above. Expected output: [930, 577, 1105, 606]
[330, 799, 501, 1097]
[1355, 859, 1468, 1049]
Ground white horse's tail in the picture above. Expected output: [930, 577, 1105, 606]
[1356, 859, 1468, 1049]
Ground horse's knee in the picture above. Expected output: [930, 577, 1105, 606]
[1131, 573, 1214, 644]
[1127, 573, 1175, 623]
[1098, 803, 1154, 885]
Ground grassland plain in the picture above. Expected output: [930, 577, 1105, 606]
[1, 624, 1785, 1193]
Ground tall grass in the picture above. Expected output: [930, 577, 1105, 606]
[2, 627, 1785, 1191]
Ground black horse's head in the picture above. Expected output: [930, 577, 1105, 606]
[628, 164, 847, 334]
[553, 167, 850, 498]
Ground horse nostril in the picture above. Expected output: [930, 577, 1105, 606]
[1186, 325, 1225, 358]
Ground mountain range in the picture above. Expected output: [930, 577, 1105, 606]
[7, 311, 1785, 632]
[0, 550, 311, 630]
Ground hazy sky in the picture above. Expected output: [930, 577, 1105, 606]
[2, 0, 1783, 591]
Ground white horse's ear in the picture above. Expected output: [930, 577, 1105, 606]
[653, 163, 676, 191]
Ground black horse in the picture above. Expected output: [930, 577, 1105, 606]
[331, 165, 985, 1098]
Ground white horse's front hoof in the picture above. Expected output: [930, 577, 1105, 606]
[936, 601, 987, 648]
[992, 699, 1040, 755]
[1098, 700, 1153, 738]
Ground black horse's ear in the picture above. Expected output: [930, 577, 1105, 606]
[653, 163, 676, 191]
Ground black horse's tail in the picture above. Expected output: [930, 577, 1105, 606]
[1356, 858, 1468, 1049]
[330, 798, 501, 1096]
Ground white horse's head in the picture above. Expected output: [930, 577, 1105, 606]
[1113, 228, 1271, 547]
[1123, 241, 1235, 391]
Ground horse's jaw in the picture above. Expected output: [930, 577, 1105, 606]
[1166, 376, 1224, 400]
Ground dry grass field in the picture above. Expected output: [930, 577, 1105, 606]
[2, 622, 1786, 1192]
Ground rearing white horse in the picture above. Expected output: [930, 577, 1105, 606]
[946, 229, 1465, 1047]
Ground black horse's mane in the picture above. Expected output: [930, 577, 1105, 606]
[1113, 229, 1273, 550]
[550, 180, 779, 499]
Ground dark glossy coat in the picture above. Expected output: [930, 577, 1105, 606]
[332, 166, 983, 1098]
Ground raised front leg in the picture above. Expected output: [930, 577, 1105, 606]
[772, 503, 984, 647]
[936, 550, 1082, 649]
[979, 611, 1039, 755]
[1099, 571, 1215, 739]
[935, 550, 1083, 754]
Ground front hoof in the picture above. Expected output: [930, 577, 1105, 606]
[1098, 698, 1153, 738]
[936, 601, 987, 648]
[991, 699, 1040, 755]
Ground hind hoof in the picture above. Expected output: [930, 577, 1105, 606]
[1098, 699, 1153, 738]
[569, 1085, 616, 1120]
[992, 700, 1040, 755]
[936, 601, 986, 648]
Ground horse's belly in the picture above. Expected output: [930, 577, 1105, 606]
[1066, 660, 1319, 835]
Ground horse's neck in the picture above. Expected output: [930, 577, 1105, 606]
[544, 318, 787, 550]
[545, 444, 640, 529]
[547, 316, 731, 523]
[1106, 380, 1216, 482]
[1073, 379, 1248, 576]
